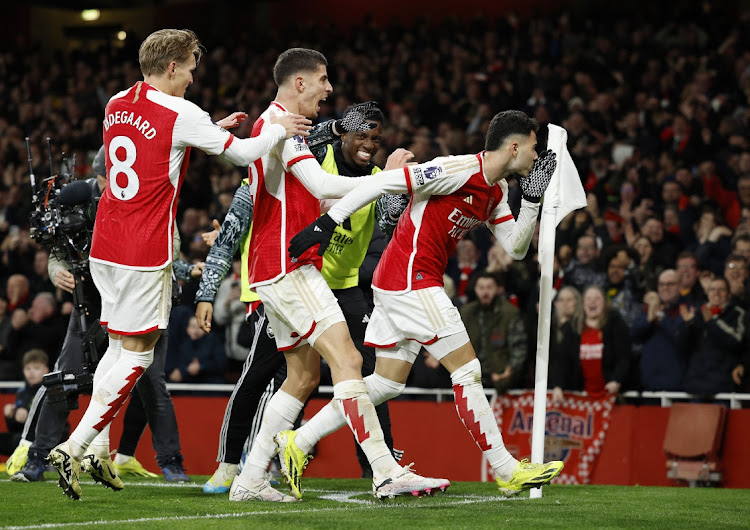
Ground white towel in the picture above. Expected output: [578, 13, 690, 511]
[544, 124, 587, 226]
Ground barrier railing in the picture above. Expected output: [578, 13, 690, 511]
[2, 381, 748, 408]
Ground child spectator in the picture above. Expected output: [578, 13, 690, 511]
[1, 350, 48, 461]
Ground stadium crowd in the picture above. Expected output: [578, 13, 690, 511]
[0, 2, 749, 408]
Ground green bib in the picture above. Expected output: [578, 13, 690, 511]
[319, 145, 380, 290]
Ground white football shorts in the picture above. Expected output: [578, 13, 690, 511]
[364, 286, 470, 363]
[90, 261, 172, 335]
[254, 264, 345, 351]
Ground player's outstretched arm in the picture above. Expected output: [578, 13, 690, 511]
[216, 112, 248, 129]
[288, 164, 412, 258]
[221, 114, 311, 167]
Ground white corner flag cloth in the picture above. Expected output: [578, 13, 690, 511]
[545, 124, 587, 226]
[528, 123, 586, 499]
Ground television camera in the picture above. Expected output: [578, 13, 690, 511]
[26, 138, 106, 412]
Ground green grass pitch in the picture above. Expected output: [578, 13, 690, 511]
[1, 474, 747, 529]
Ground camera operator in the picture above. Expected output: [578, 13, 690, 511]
[8, 146, 191, 484]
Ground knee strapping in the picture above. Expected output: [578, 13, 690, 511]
[121, 347, 154, 369]
[333, 379, 367, 400]
[450, 358, 482, 387]
[365, 373, 404, 406]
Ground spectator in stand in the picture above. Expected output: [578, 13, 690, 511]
[29, 250, 54, 297]
[460, 271, 527, 394]
[6, 292, 66, 376]
[632, 235, 662, 293]
[723, 254, 749, 310]
[698, 160, 741, 229]
[549, 286, 584, 381]
[675, 251, 707, 305]
[0, 230, 36, 279]
[683, 276, 746, 398]
[632, 269, 692, 391]
[723, 174, 750, 230]
[211, 259, 250, 379]
[446, 238, 485, 306]
[562, 234, 606, 292]
[603, 246, 643, 330]
[1, 350, 48, 459]
[659, 113, 703, 166]
[640, 216, 683, 270]
[167, 316, 227, 385]
[731, 233, 750, 264]
[0, 298, 14, 379]
[690, 202, 733, 276]
[5, 275, 30, 313]
[549, 285, 631, 404]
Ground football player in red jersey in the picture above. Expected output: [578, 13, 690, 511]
[48, 29, 310, 500]
[229, 48, 445, 502]
[288, 110, 565, 497]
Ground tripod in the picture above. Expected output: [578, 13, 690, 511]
[42, 261, 107, 412]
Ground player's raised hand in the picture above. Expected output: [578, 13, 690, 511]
[520, 149, 556, 203]
[288, 213, 338, 258]
[216, 112, 248, 129]
[385, 148, 415, 170]
[271, 113, 312, 138]
[334, 101, 379, 134]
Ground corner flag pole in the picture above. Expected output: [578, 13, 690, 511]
[529, 124, 586, 499]
[529, 185, 557, 499]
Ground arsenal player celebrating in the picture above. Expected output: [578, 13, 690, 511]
[228, 48, 445, 503]
[287, 110, 565, 497]
[48, 29, 309, 500]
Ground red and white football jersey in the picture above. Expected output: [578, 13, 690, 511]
[91, 81, 233, 269]
[373, 153, 514, 293]
[246, 102, 320, 288]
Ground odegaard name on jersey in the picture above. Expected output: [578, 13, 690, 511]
[103, 110, 157, 140]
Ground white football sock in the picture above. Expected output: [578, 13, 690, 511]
[241, 390, 303, 480]
[68, 346, 152, 459]
[333, 379, 400, 479]
[88, 338, 122, 457]
[450, 358, 518, 480]
[295, 373, 404, 454]
[114, 453, 131, 466]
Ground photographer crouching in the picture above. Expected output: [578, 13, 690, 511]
[7, 146, 192, 484]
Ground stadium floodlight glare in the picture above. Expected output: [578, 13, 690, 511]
[117, 31, 127, 41]
[81, 9, 101, 21]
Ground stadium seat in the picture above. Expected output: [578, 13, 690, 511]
[662, 403, 727, 486]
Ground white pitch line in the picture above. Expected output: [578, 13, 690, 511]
[4, 494, 510, 529]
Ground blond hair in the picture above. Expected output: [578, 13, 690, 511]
[138, 29, 202, 77]
[553, 286, 583, 341]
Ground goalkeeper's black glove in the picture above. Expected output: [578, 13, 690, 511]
[519, 149, 557, 203]
[289, 213, 338, 258]
[332, 101, 379, 135]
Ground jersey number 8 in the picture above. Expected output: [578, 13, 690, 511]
[109, 136, 140, 201]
